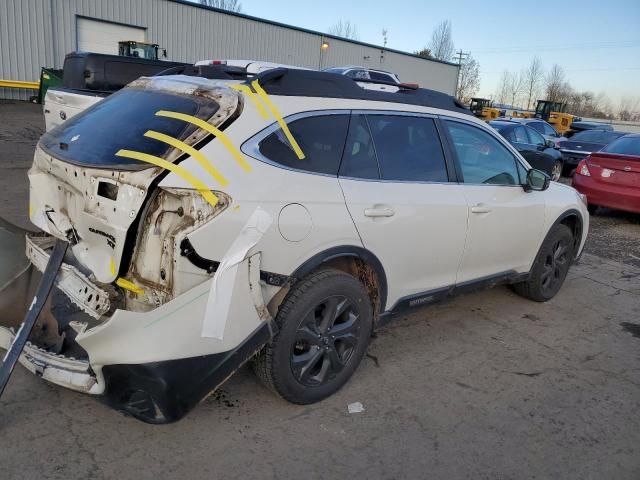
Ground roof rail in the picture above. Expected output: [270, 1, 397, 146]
[249, 68, 471, 115]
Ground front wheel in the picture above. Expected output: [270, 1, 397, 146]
[513, 224, 574, 302]
[254, 269, 373, 404]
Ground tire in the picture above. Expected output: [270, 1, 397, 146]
[551, 160, 563, 181]
[254, 269, 373, 404]
[513, 224, 574, 302]
[587, 204, 598, 216]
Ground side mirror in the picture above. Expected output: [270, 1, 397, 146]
[545, 139, 555, 148]
[524, 169, 550, 192]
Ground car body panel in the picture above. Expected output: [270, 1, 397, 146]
[573, 152, 640, 213]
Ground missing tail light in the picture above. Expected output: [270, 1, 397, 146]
[123, 187, 230, 312]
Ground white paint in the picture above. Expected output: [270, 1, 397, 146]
[201, 207, 272, 339]
[348, 402, 365, 413]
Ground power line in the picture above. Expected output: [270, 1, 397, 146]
[473, 41, 640, 54]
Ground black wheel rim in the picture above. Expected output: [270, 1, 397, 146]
[290, 295, 361, 387]
[541, 238, 570, 293]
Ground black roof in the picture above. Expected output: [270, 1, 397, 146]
[250, 68, 472, 115]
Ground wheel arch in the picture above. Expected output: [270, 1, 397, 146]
[289, 246, 388, 315]
[550, 208, 585, 258]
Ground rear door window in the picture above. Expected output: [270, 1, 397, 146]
[526, 127, 546, 146]
[40, 87, 219, 168]
[258, 114, 349, 175]
[366, 115, 448, 182]
[509, 126, 529, 144]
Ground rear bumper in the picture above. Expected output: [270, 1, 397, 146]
[572, 175, 640, 213]
[1, 228, 275, 423]
[101, 322, 271, 423]
[0, 327, 98, 393]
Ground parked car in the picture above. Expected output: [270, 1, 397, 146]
[557, 129, 628, 175]
[505, 117, 567, 146]
[565, 120, 613, 138]
[0, 68, 589, 423]
[489, 119, 564, 180]
[572, 133, 640, 214]
[323, 66, 402, 91]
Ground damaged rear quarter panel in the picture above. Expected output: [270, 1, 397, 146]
[29, 77, 240, 285]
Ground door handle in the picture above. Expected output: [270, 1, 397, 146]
[471, 203, 492, 214]
[364, 206, 395, 218]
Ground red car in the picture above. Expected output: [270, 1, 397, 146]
[572, 133, 640, 215]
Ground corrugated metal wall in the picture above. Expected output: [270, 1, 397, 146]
[0, 0, 459, 101]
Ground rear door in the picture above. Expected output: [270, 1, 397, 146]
[339, 112, 468, 308]
[441, 119, 546, 283]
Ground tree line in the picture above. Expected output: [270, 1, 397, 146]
[494, 60, 639, 121]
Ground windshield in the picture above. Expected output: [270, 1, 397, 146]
[40, 87, 219, 168]
[570, 130, 624, 144]
[602, 136, 640, 156]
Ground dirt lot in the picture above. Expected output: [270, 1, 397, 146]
[1, 101, 639, 480]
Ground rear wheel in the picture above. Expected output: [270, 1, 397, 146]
[254, 269, 373, 404]
[513, 224, 574, 302]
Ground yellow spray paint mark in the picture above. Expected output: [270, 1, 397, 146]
[229, 84, 269, 119]
[251, 80, 305, 160]
[115, 149, 219, 207]
[28, 203, 33, 217]
[144, 130, 228, 187]
[109, 257, 117, 276]
[116, 277, 145, 295]
[155, 110, 251, 172]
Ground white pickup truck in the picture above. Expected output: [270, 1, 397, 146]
[44, 59, 400, 131]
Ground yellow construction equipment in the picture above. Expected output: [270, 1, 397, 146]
[469, 98, 501, 121]
[534, 101, 577, 135]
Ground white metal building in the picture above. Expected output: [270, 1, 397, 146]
[0, 0, 459, 100]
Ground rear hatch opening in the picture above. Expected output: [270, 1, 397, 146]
[27, 75, 240, 324]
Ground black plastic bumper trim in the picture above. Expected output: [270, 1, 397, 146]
[101, 321, 272, 424]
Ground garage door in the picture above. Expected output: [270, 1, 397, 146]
[77, 18, 145, 55]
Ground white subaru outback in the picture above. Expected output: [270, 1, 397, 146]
[0, 68, 588, 423]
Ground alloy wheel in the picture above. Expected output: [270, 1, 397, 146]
[290, 295, 362, 387]
[541, 239, 570, 293]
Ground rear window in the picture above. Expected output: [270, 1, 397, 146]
[570, 130, 623, 144]
[40, 88, 219, 168]
[602, 136, 640, 156]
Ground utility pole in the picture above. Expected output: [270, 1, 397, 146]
[453, 49, 469, 99]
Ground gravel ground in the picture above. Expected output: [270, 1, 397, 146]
[0, 101, 639, 480]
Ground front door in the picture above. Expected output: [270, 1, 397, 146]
[339, 113, 468, 309]
[441, 119, 547, 284]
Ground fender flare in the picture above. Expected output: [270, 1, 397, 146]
[291, 246, 388, 312]
[544, 208, 585, 259]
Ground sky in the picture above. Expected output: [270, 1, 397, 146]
[233, 0, 640, 105]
